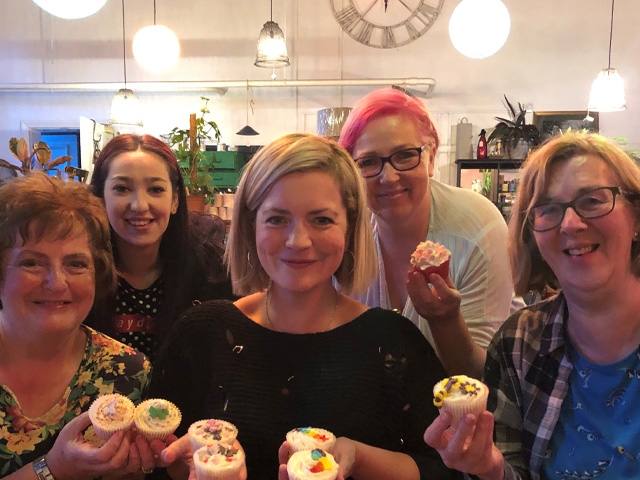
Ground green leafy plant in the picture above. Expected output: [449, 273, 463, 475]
[487, 95, 542, 156]
[1, 137, 71, 176]
[165, 97, 222, 197]
[481, 169, 492, 197]
[613, 136, 640, 165]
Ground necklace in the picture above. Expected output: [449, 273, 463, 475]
[264, 285, 339, 332]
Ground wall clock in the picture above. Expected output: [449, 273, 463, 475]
[329, 0, 444, 49]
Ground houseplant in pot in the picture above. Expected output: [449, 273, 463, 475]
[2, 137, 72, 177]
[487, 95, 542, 159]
[165, 96, 222, 211]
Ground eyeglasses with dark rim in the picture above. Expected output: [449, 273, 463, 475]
[528, 186, 625, 232]
[354, 143, 430, 178]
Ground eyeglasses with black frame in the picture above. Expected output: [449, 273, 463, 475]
[354, 143, 430, 178]
[528, 186, 625, 232]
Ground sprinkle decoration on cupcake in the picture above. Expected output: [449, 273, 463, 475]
[193, 444, 245, 480]
[432, 375, 488, 426]
[287, 448, 339, 480]
[287, 427, 336, 454]
[410, 240, 451, 280]
[88, 393, 135, 440]
[134, 398, 182, 441]
[189, 419, 238, 451]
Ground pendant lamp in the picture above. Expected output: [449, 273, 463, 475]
[133, 0, 180, 72]
[448, 0, 510, 59]
[110, 0, 143, 126]
[236, 83, 260, 136]
[588, 0, 625, 112]
[254, 0, 290, 68]
[33, 0, 107, 19]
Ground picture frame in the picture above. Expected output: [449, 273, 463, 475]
[532, 111, 600, 141]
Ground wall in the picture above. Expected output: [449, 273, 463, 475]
[1, 0, 638, 185]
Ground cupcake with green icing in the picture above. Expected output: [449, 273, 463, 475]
[134, 398, 182, 441]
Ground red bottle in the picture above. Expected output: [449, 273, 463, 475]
[477, 129, 487, 159]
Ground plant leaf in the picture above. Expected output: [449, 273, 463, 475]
[34, 142, 51, 166]
[45, 155, 72, 171]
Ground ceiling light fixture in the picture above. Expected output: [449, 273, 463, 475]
[33, 0, 107, 19]
[236, 82, 260, 136]
[588, 0, 625, 112]
[254, 0, 290, 71]
[448, 0, 510, 59]
[133, 0, 180, 72]
[110, 0, 143, 126]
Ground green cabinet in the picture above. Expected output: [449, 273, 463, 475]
[203, 151, 246, 188]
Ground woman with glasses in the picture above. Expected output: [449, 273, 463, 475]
[424, 132, 640, 480]
[339, 87, 516, 379]
[0, 173, 152, 479]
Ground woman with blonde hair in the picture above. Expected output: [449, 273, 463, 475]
[150, 133, 460, 480]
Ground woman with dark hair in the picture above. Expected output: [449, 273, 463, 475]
[87, 134, 233, 361]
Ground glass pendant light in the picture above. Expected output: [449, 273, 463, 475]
[254, 0, 290, 68]
[33, 0, 107, 20]
[110, 0, 143, 126]
[448, 0, 510, 59]
[588, 0, 625, 112]
[133, 0, 180, 72]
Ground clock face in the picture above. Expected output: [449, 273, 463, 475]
[329, 0, 444, 49]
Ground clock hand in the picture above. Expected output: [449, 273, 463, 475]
[385, 0, 388, 12]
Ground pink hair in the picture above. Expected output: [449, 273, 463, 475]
[339, 87, 440, 155]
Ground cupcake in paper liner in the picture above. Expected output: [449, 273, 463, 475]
[286, 427, 336, 454]
[193, 443, 245, 480]
[410, 240, 451, 280]
[88, 393, 135, 440]
[432, 375, 489, 426]
[189, 419, 238, 451]
[287, 448, 339, 480]
[134, 398, 182, 441]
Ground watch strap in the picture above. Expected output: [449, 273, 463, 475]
[32, 455, 57, 480]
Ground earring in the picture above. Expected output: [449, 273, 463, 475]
[634, 231, 639, 241]
[247, 247, 258, 269]
[338, 250, 355, 277]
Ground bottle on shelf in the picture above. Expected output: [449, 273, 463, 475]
[477, 129, 487, 159]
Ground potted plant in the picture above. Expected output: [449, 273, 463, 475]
[487, 95, 542, 159]
[2, 137, 72, 176]
[165, 96, 222, 211]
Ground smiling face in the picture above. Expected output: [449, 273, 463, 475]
[255, 171, 348, 294]
[533, 154, 639, 296]
[0, 232, 95, 339]
[103, 149, 178, 252]
[352, 113, 435, 226]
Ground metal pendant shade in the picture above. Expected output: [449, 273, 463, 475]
[254, 0, 289, 68]
[588, 0, 625, 112]
[110, 0, 143, 126]
[237, 84, 260, 136]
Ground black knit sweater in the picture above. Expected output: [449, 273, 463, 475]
[150, 300, 462, 480]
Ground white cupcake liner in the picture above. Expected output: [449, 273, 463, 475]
[193, 445, 245, 480]
[442, 385, 489, 427]
[286, 427, 336, 454]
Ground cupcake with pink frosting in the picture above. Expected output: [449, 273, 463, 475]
[410, 240, 451, 280]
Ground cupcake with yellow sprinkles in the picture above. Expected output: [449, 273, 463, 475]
[432, 375, 488, 426]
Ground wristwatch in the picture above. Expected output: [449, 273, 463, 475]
[32, 455, 56, 480]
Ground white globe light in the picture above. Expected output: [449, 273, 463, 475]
[449, 0, 511, 59]
[33, 0, 107, 19]
[133, 25, 181, 72]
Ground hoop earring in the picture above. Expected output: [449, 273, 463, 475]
[247, 247, 259, 269]
[339, 250, 355, 277]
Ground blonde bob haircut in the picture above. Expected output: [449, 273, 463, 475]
[508, 131, 640, 295]
[225, 133, 377, 296]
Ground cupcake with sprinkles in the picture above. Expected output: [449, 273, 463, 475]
[287, 448, 339, 480]
[286, 427, 336, 454]
[189, 419, 238, 451]
[410, 240, 451, 280]
[134, 398, 182, 441]
[193, 443, 245, 480]
[88, 393, 135, 440]
[432, 375, 488, 426]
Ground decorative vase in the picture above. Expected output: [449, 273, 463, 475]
[186, 195, 206, 212]
[505, 139, 530, 159]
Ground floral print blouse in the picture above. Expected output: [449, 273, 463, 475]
[0, 325, 151, 477]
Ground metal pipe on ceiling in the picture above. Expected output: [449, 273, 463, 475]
[0, 77, 436, 98]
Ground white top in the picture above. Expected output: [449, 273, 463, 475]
[353, 179, 517, 349]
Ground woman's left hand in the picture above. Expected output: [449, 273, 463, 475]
[406, 270, 461, 324]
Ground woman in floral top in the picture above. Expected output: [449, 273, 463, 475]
[0, 173, 151, 479]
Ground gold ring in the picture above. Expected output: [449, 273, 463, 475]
[141, 466, 154, 474]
